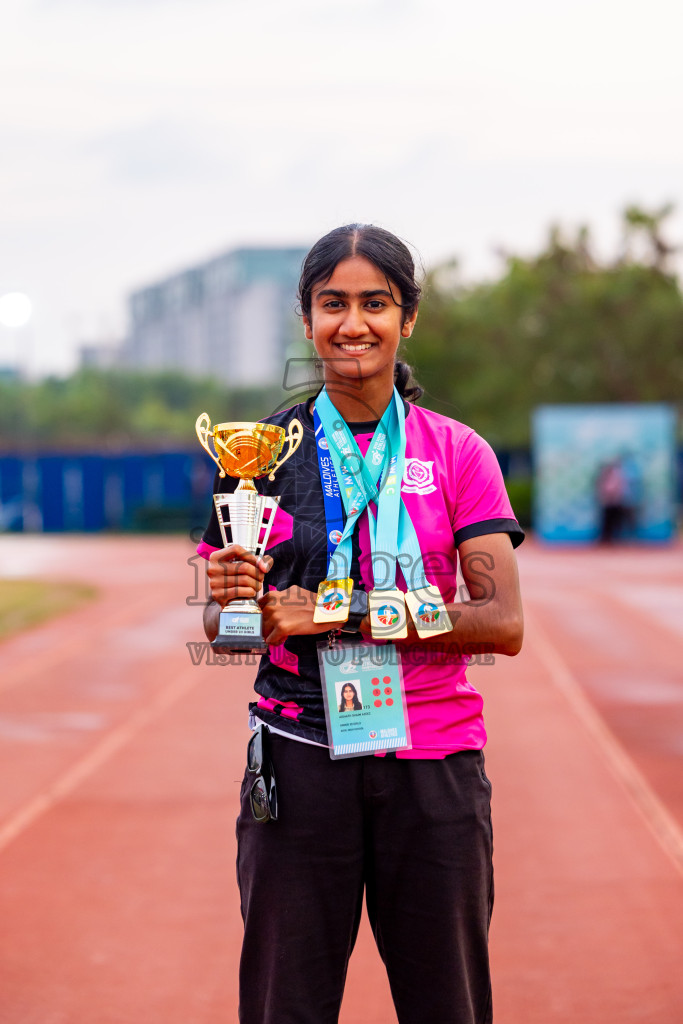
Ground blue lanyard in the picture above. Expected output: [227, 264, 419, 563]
[313, 407, 347, 574]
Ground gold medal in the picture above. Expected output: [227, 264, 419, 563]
[404, 586, 453, 639]
[368, 589, 408, 640]
[313, 578, 354, 624]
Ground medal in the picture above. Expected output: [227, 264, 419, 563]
[313, 578, 353, 623]
[404, 585, 453, 639]
[368, 588, 408, 640]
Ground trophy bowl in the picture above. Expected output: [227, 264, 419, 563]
[196, 414, 303, 489]
[210, 422, 285, 484]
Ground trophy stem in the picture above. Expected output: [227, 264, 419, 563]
[213, 490, 280, 557]
[227, 490, 264, 551]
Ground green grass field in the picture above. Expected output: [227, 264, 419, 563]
[0, 579, 97, 642]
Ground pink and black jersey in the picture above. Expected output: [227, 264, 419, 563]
[199, 399, 523, 757]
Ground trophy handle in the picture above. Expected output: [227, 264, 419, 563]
[195, 412, 226, 478]
[267, 418, 304, 480]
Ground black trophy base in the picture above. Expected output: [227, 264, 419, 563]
[211, 633, 268, 655]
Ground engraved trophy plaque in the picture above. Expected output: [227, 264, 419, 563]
[196, 413, 303, 652]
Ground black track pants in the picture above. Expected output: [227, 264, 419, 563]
[236, 732, 494, 1024]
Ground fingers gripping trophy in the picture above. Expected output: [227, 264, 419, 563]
[196, 413, 303, 652]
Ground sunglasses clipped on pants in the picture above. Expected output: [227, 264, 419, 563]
[247, 725, 278, 823]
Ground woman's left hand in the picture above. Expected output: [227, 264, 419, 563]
[258, 587, 332, 646]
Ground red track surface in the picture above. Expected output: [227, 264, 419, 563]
[1, 535, 682, 1023]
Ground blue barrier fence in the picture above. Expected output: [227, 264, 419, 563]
[0, 448, 533, 534]
[0, 452, 215, 533]
[2, 445, 677, 538]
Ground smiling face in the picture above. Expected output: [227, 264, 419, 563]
[303, 256, 417, 414]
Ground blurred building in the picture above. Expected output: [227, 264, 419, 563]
[79, 340, 124, 370]
[123, 246, 308, 386]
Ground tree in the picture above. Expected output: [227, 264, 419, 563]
[0, 370, 282, 451]
[1, 207, 681, 453]
[412, 205, 683, 446]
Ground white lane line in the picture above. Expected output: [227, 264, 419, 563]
[0, 592, 169, 695]
[0, 666, 202, 853]
[527, 609, 683, 879]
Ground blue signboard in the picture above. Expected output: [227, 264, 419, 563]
[533, 404, 677, 543]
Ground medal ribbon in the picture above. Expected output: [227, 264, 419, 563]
[314, 387, 432, 592]
[314, 391, 384, 580]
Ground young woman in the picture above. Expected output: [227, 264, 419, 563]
[199, 224, 524, 1024]
[339, 682, 363, 712]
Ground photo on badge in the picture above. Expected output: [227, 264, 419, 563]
[336, 679, 364, 713]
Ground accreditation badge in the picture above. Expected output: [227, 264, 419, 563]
[404, 585, 453, 639]
[317, 642, 411, 759]
[313, 578, 353, 624]
[368, 588, 408, 640]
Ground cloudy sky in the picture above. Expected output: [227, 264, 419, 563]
[2, 0, 683, 375]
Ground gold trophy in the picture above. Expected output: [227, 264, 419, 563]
[196, 413, 303, 652]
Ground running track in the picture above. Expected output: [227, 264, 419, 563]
[0, 535, 682, 1022]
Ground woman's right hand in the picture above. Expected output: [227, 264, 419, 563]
[207, 545, 272, 608]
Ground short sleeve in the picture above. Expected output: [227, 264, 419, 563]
[452, 430, 524, 549]
[199, 469, 238, 554]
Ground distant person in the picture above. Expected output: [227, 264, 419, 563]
[619, 452, 642, 538]
[339, 682, 363, 712]
[597, 457, 627, 543]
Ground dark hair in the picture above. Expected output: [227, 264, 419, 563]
[339, 681, 363, 712]
[299, 224, 424, 402]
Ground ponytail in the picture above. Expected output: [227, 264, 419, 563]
[394, 360, 423, 403]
